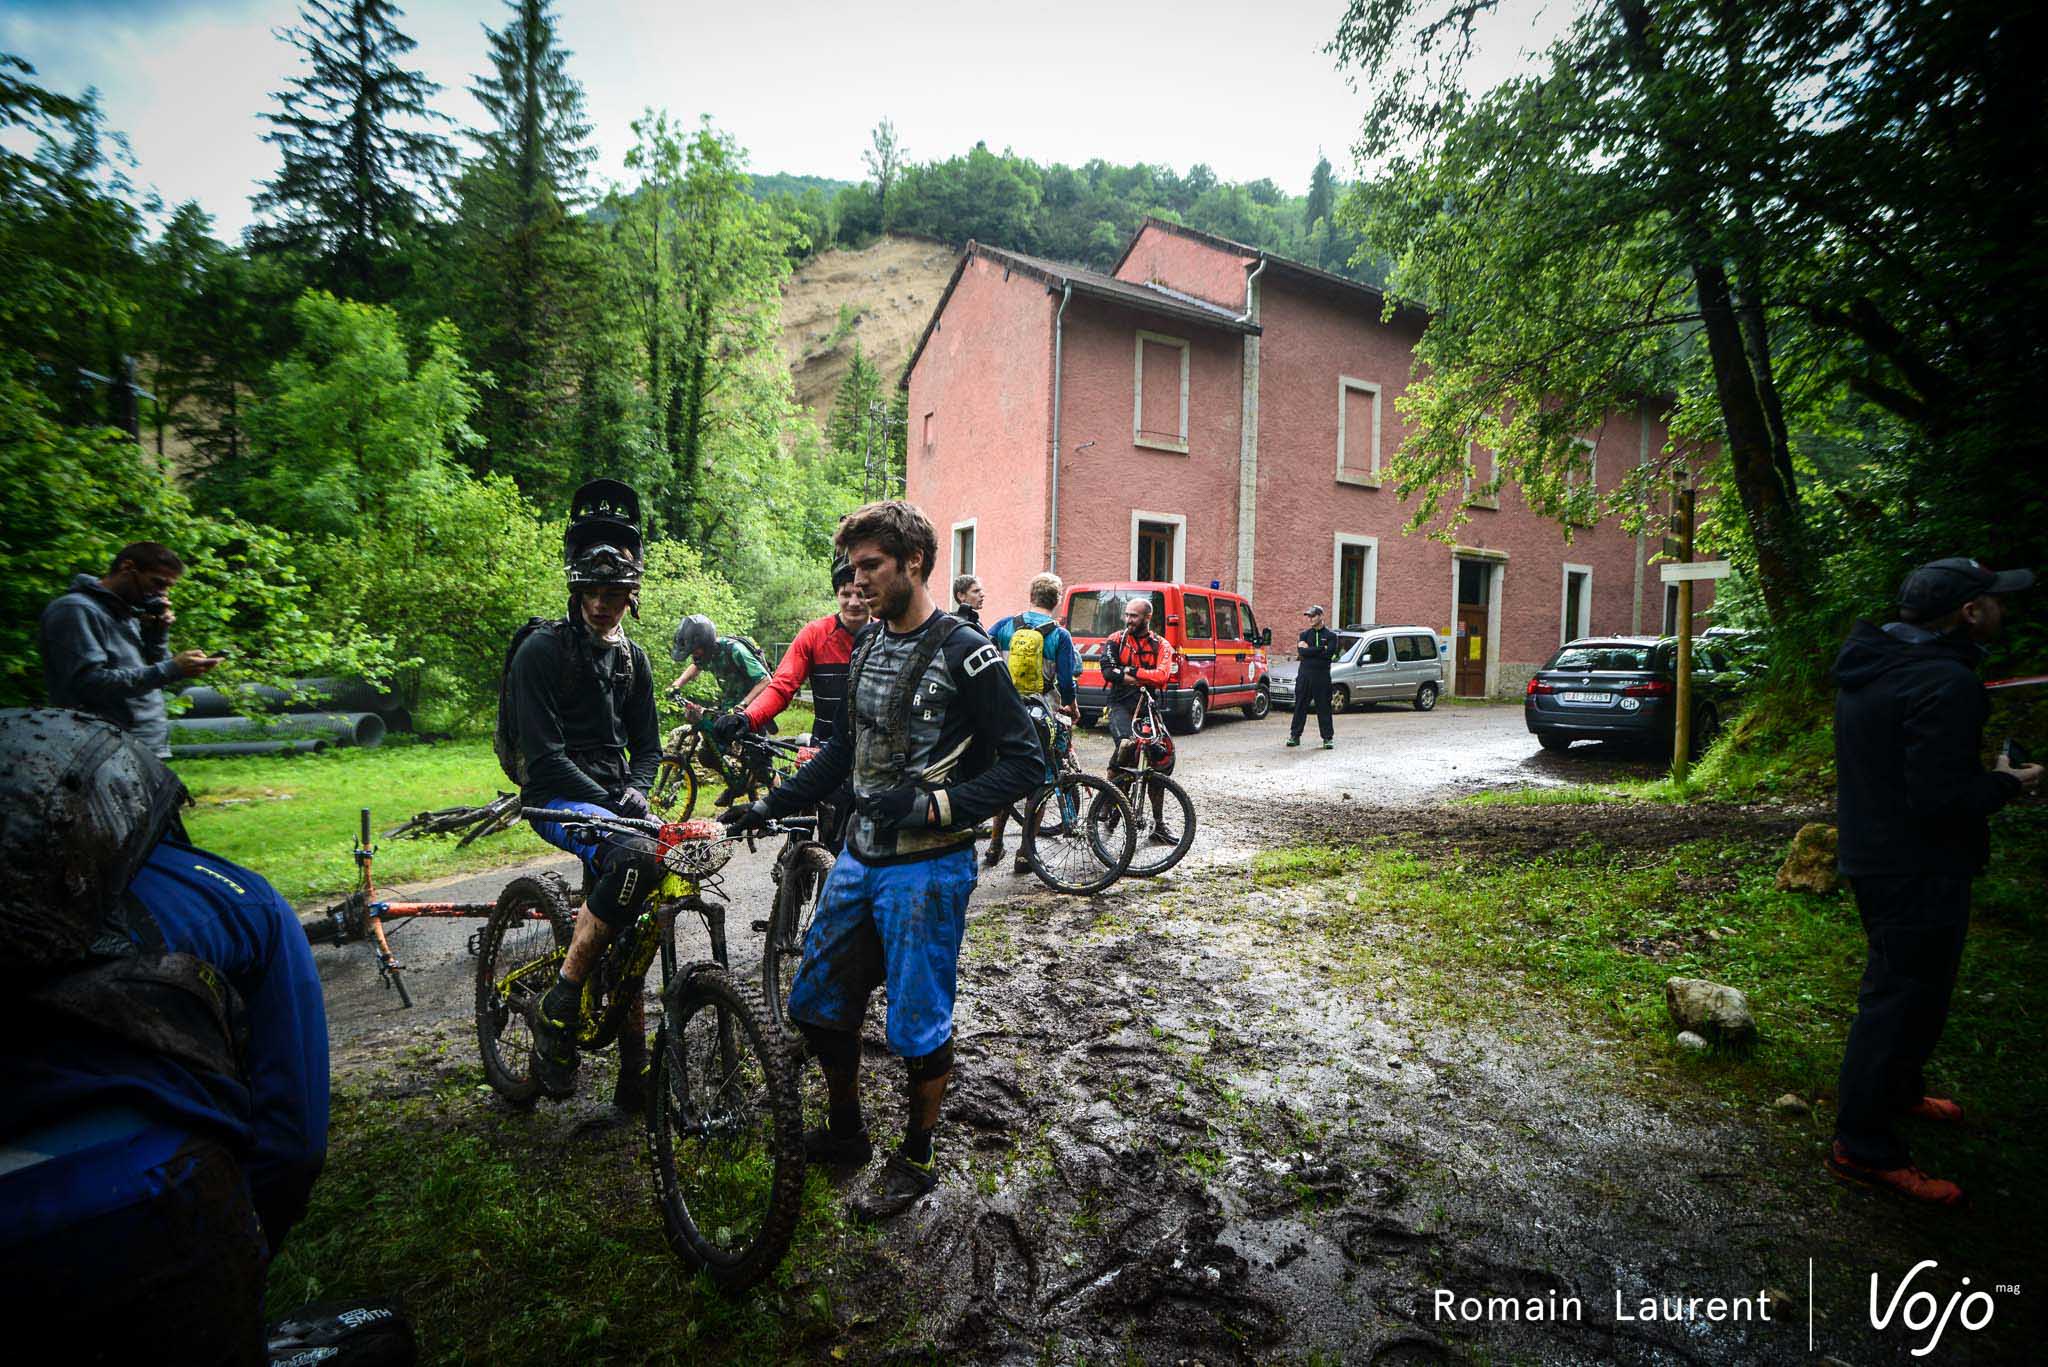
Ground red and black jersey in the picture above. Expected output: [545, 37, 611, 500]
[745, 611, 859, 742]
[1102, 628, 1174, 706]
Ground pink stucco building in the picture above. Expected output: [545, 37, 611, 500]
[903, 219, 1708, 696]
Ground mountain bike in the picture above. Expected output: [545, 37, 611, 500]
[737, 733, 837, 1036]
[1004, 700, 1135, 895]
[650, 701, 780, 818]
[474, 806, 809, 1291]
[1103, 688, 1198, 876]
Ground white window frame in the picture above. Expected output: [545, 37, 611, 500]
[1332, 533, 1379, 629]
[1561, 562, 1593, 645]
[1133, 330, 1191, 454]
[1336, 375, 1382, 488]
[1130, 509, 1187, 583]
[949, 517, 977, 585]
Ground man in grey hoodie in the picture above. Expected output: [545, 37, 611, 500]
[39, 542, 221, 757]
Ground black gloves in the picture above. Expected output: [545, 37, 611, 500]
[710, 711, 752, 747]
[614, 787, 651, 819]
[719, 799, 772, 835]
[858, 785, 935, 832]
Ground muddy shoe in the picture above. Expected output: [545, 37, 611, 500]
[981, 841, 1005, 870]
[530, 978, 581, 1100]
[1826, 1141, 1965, 1207]
[851, 1150, 938, 1221]
[803, 1125, 874, 1166]
[1321, 740, 1334, 750]
[1011, 853, 1032, 877]
[1147, 828, 1177, 845]
[1903, 1096, 1964, 1124]
[1285, 737, 1301, 748]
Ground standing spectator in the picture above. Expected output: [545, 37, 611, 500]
[39, 542, 222, 757]
[1288, 605, 1338, 749]
[952, 574, 985, 629]
[1828, 557, 2040, 1206]
[984, 572, 1082, 872]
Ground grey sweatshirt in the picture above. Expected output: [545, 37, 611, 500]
[39, 574, 180, 756]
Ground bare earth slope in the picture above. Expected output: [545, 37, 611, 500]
[780, 235, 959, 431]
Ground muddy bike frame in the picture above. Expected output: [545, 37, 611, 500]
[306, 807, 506, 1009]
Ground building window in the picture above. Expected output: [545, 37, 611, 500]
[1133, 330, 1190, 453]
[1562, 563, 1592, 644]
[950, 519, 976, 582]
[1333, 533, 1378, 628]
[1130, 509, 1186, 582]
[1337, 376, 1382, 488]
[922, 410, 936, 460]
[1465, 445, 1499, 510]
[1663, 583, 1680, 634]
[1565, 437, 1598, 524]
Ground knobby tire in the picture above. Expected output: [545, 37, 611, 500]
[1026, 772, 1134, 895]
[475, 872, 574, 1107]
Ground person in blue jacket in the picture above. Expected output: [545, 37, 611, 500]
[983, 572, 1080, 873]
[0, 708, 330, 1361]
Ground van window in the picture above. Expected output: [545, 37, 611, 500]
[1337, 632, 1364, 659]
[1184, 594, 1212, 641]
[1241, 603, 1259, 642]
[1364, 637, 1390, 665]
[1067, 589, 1168, 638]
[1214, 598, 1240, 642]
[1394, 634, 1435, 662]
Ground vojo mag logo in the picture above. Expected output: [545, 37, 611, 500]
[1865, 1260, 2012, 1357]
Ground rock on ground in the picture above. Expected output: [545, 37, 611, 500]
[1775, 822, 1840, 894]
[1665, 976, 1759, 1047]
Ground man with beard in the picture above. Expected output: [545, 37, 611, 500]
[39, 541, 223, 757]
[723, 501, 1040, 1220]
[503, 480, 663, 1107]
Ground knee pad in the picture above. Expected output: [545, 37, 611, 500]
[904, 1036, 954, 1084]
[799, 1022, 861, 1074]
[585, 854, 655, 928]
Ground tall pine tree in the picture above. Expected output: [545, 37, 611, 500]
[448, 0, 597, 494]
[252, 0, 455, 299]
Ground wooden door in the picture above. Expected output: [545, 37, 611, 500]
[1455, 605, 1488, 695]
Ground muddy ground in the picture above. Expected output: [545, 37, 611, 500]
[310, 706, 2036, 1363]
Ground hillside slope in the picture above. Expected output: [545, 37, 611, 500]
[780, 235, 959, 432]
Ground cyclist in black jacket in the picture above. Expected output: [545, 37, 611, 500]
[725, 502, 1039, 1221]
[1288, 605, 1338, 749]
[512, 481, 663, 1106]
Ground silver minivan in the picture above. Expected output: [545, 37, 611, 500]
[1267, 624, 1446, 713]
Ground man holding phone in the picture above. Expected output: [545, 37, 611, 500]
[39, 541, 221, 759]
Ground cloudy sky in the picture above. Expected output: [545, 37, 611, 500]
[2, 0, 1564, 238]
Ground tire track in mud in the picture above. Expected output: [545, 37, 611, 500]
[811, 843, 1934, 1366]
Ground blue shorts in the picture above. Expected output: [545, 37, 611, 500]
[528, 798, 620, 881]
[786, 847, 977, 1059]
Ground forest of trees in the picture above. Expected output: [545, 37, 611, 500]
[1, 0, 1379, 726]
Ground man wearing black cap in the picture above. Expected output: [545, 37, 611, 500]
[1287, 605, 1338, 749]
[1827, 557, 2040, 1206]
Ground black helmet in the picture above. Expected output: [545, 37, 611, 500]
[669, 614, 716, 663]
[831, 555, 855, 589]
[564, 478, 643, 565]
[0, 708, 188, 970]
[566, 541, 643, 591]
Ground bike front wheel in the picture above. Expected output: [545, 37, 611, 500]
[651, 741, 700, 819]
[475, 872, 574, 1106]
[762, 843, 832, 1036]
[648, 965, 805, 1292]
[1112, 771, 1197, 877]
[1025, 773, 1134, 895]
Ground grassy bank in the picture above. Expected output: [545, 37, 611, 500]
[1249, 801, 2048, 1221]
[182, 709, 814, 902]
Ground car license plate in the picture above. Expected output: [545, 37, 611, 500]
[1562, 691, 1611, 704]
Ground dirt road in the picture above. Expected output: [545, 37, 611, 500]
[307, 707, 2014, 1363]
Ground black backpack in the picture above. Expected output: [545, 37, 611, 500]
[492, 617, 642, 785]
[0, 708, 248, 1088]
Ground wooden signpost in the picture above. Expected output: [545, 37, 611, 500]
[1657, 486, 1731, 783]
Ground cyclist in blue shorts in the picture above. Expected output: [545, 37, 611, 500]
[724, 501, 1040, 1220]
[503, 480, 664, 1107]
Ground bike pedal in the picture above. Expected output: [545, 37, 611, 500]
[466, 930, 482, 957]
[750, 919, 771, 933]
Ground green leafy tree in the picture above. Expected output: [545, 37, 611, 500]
[242, 291, 482, 536]
[863, 117, 904, 226]
[445, 0, 598, 495]
[251, 0, 457, 298]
